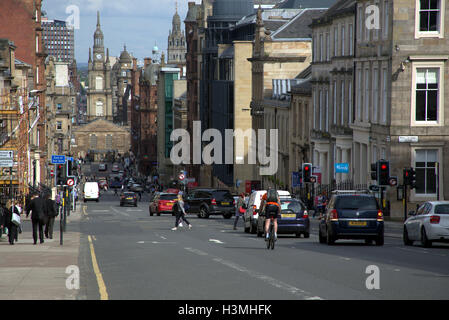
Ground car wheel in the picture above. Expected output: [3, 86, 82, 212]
[403, 227, 413, 246]
[223, 214, 232, 219]
[244, 226, 250, 233]
[96, 199, 99, 203]
[250, 222, 257, 234]
[150, 212, 153, 216]
[303, 232, 310, 238]
[421, 228, 432, 248]
[157, 213, 161, 217]
[319, 229, 326, 244]
[134, 203, 137, 207]
[326, 227, 335, 245]
[375, 235, 384, 246]
[199, 207, 209, 219]
[120, 203, 123, 207]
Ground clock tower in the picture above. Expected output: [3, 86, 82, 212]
[87, 11, 113, 122]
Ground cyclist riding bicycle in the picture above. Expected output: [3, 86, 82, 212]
[260, 188, 281, 241]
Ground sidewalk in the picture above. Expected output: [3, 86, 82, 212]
[0, 204, 82, 300]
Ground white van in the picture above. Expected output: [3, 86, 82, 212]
[84, 182, 100, 202]
[243, 190, 291, 234]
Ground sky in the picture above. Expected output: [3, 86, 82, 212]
[42, 0, 193, 65]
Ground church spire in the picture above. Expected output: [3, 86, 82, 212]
[97, 11, 100, 28]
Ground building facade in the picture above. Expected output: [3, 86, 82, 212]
[168, 7, 187, 65]
[41, 18, 75, 63]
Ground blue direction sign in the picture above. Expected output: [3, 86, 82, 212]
[335, 163, 349, 174]
[51, 155, 66, 164]
[292, 172, 302, 188]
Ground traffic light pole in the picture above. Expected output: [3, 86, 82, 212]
[403, 184, 407, 222]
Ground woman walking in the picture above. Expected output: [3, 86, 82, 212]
[5, 200, 20, 245]
[172, 193, 192, 231]
[233, 193, 246, 230]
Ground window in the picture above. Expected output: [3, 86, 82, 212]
[415, 68, 439, 122]
[348, 81, 353, 124]
[357, 69, 362, 120]
[415, 149, 437, 195]
[364, 69, 370, 121]
[333, 81, 337, 124]
[326, 33, 330, 61]
[383, 0, 389, 38]
[373, 69, 379, 123]
[418, 0, 441, 32]
[57, 103, 62, 110]
[319, 90, 323, 130]
[90, 134, 97, 149]
[57, 121, 62, 130]
[96, 100, 104, 116]
[334, 27, 338, 56]
[313, 90, 316, 129]
[365, 5, 370, 41]
[349, 24, 353, 55]
[358, 6, 363, 42]
[313, 35, 316, 62]
[341, 81, 345, 125]
[320, 33, 323, 61]
[105, 134, 113, 149]
[325, 90, 329, 132]
[381, 68, 387, 123]
[341, 26, 345, 56]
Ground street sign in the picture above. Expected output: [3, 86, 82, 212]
[0, 159, 13, 167]
[292, 172, 301, 188]
[0, 150, 13, 159]
[51, 155, 66, 164]
[178, 173, 185, 181]
[335, 163, 349, 173]
[67, 178, 74, 186]
[369, 185, 380, 192]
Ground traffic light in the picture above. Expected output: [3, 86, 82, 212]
[403, 168, 411, 186]
[371, 163, 377, 181]
[302, 163, 312, 183]
[410, 167, 416, 189]
[378, 160, 390, 186]
[55, 163, 66, 186]
[67, 159, 75, 177]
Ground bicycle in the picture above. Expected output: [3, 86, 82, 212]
[266, 216, 275, 250]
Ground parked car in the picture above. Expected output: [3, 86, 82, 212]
[84, 182, 100, 202]
[403, 201, 449, 247]
[149, 193, 178, 216]
[318, 190, 384, 246]
[256, 198, 309, 238]
[243, 190, 291, 234]
[120, 192, 138, 207]
[99, 163, 107, 171]
[184, 189, 235, 219]
[112, 163, 120, 172]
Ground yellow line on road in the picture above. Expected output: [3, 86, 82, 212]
[88, 235, 108, 300]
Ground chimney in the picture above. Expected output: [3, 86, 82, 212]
[188, 2, 194, 8]
[144, 57, 152, 67]
[132, 57, 138, 71]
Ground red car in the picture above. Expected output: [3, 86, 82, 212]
[149, 193, 178, 216]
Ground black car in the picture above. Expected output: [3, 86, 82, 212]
[318, 191, 384, 246]
[256, 198, 310, 238]
[184, 188, 235, 219]
[120, 192, 138, 207]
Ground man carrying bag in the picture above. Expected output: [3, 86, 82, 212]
[44, 193, 58, 239]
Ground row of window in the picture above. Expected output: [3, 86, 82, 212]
[89, 134, 114, 149]
[313, 23, 354, 62]
[169, 39, 185, 47]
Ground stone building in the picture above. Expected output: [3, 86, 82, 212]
[310, 0, 356, 185]
[168, 6, 187, 66]
[86, 12, 113, 122]
[71, 119, 130, 161]
[112, 46, 134, 125]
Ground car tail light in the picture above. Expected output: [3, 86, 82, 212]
[330, 209, 338, 221]
[430, 215, 440, 224]
[302, 210, 309, 218]
[211, 198, 217, 205]
[377, 210, 384, 221]
[233, 199, 236, 206]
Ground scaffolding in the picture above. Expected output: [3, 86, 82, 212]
[0, 87, 30, 204]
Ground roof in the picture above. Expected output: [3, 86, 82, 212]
[310, 0, 356, 26]
[296, 65, 311, 79]
[291, 77, 312, 95]
[184, 4, 200, 22]
[271, 8, 328, 39]
[275, 0, 337, 8]
[235, 8, 301, 28]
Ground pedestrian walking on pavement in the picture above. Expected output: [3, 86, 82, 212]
[172, 193, 191, 231]
[233, 193, 246, 230]
[44, 193, 58, 240]
[5, 200, 21, 245]
[26, 193, 48, 245]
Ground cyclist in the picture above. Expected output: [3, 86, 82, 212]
[261, 188, 281, 241]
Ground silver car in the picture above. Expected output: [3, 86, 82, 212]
[404, 201, 449, 247]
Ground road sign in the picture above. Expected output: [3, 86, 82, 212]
[178, 173, 185, 181]
[0, 151, 13, 159]
[51, 155, 66, 164]
[369, 185, 380, 192]
[67, 178, 74, 186]
[335, 163, 349, 173]
[292, 172, 301, 187]
[0, 159, 13, 167]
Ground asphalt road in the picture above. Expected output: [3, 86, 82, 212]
[76, 192, 449, 300]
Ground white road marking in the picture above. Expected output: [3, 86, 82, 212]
[137, 241, 145, 244]
[160, 236, 167, 240]
[209, 239, 225, 244]
[110, 206, 130, 217]
[212, 257, 323, 300]
[184, 247, 209, 256]
[92, 210, 109, 212]
[126, 209, 142, 212]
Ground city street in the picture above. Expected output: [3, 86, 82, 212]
[76, 192, 449, 300]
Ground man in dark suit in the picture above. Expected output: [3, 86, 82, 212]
[44, 193, 57, 239]
[26, 193, 48, 244]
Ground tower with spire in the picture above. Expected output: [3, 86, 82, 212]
[87, 11, 113, 122]
[167, 1, 186, 65]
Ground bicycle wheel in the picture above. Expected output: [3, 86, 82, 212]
[266, 231, 271, 249]
[270, 227, 275, 250]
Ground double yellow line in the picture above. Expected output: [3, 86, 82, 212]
[88, 235, 108, 300]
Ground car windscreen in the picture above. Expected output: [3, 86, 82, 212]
[159, 194, 177, 200]
[434, 204, 449, 214]
[212, 191, 233, 201]
[335, 196, 378, 210]
[280, 200, 303, 213]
